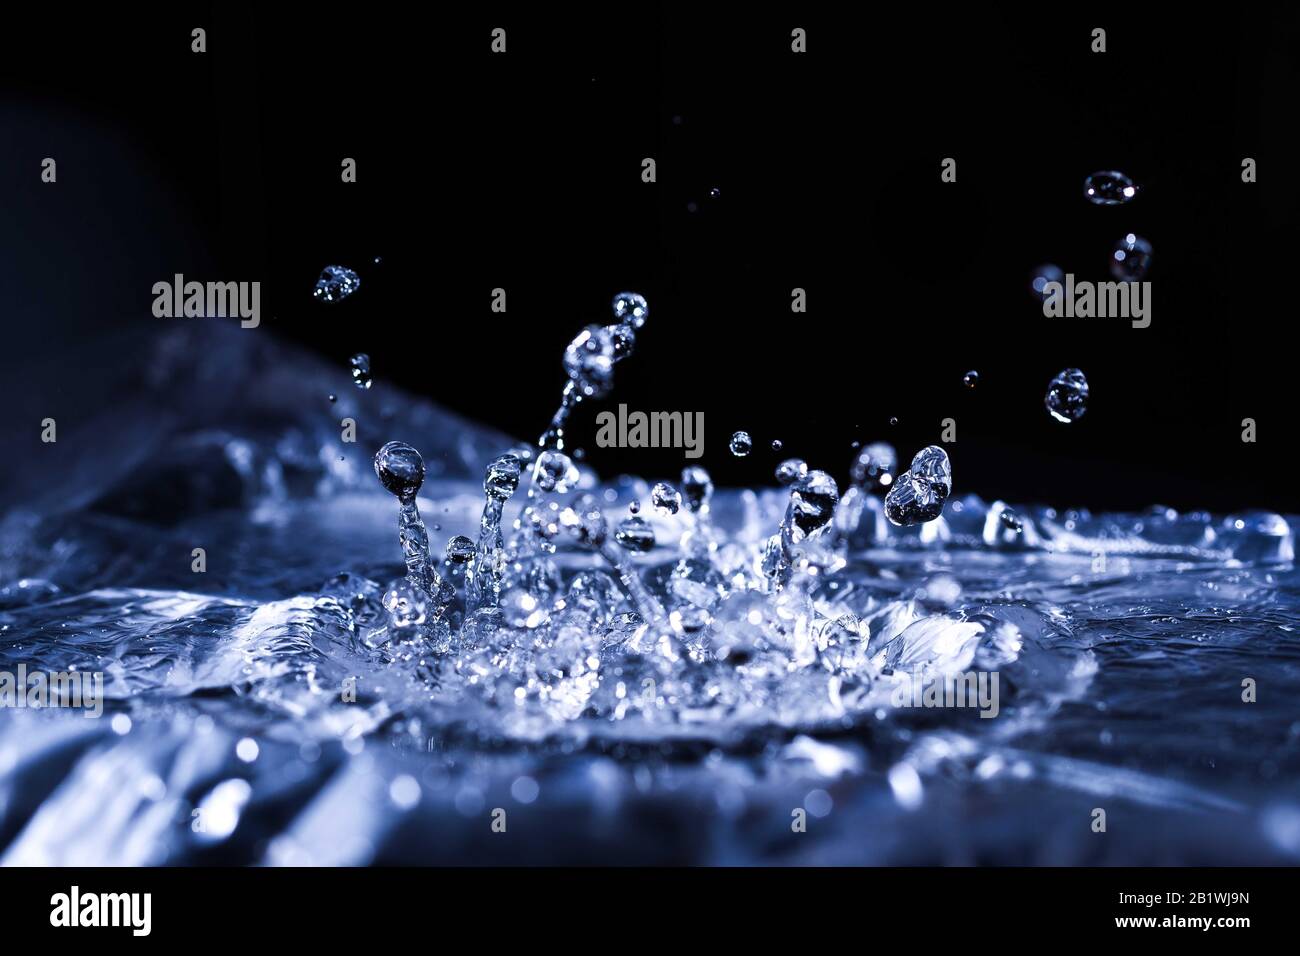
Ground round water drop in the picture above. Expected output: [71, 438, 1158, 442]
[729, 431, 753, 457]
[771, 439, 783, 451]
[313, 264, 361, 302]
[775, 458, 808, 485]
[1030, 263, 1065, 299]
[445, 535, 475, 564]
[628, 499, 640, 515]
[484, 453, 522, 501]
[651, 481, 682, 514]
[533, 450, 579, 494]
[1045, 368, 1090, 423]
[1084, 170, 1139, 206]
[1109, 233, 1152, 282]
[563, 325, 616, 398]
[350, 353, 372, 390]
[709, 187, 721, 198]
[615, 515, 656, 553]
[963, 370, 979, 388]
[328, 393, 336, 403]
[374, 441, 425, 500]
[611, 291, 649, 329]
[889, 417, 899, 426]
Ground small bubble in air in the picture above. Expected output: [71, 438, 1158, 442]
[350, 353, 372, 390]
[651, 482, 682, 514]
[771, 439, 783, 451]
[889, 417, 899, 427]
[729, 431, 753, 457]
[709, 187, 720, 198]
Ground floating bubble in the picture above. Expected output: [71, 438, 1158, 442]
[615, 516, 656, 553]
[884, 446, 952, 526]
[775, 458, 808, 485]
[350, 353, 372, 390]
[651, 482, 682, 514]
[611, 292, 649, 329]
[963, 370, 979, 388]
[313, 265, 361, 303]
[1045, 368, 1090, 423]
[1110, 233, 1152, 282]
[374, 441, 424, 500]
[730, 431, 753, 457]
[1084, 170, 1139, 206]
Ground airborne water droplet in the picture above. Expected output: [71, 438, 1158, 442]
[729, 431, 753, 457]
[775, 458, 808, 485]
[350, 353, 372, 390]
[963, 370, 979, 388]
[1084, 170, 1139, 206]
[1045, 368, 1090, 423]
[651, 482, 681, 514]
[445, 535, 475, 564]
[313, 265, 361, 302]
[1110, 233, 1152, 282]
[1031, 263, 1065, 299]
[374, 440, 424, 500]
[884, 446, 953, 527]
[611, 291, 649, 329]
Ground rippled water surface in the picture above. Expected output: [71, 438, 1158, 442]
[2, 325, 1297, 865]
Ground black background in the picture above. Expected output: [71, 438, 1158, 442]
[3, 3, 1296, 512]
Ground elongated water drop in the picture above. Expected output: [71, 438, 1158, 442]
[470, 453, 522, 610]
[884, 446, 952, 526]
[651, 482, 681, 514]
[1084, 170, 1139, 206]
[350, 353, 372, 390]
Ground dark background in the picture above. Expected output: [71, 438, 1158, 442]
[2, 3, 1296, 512]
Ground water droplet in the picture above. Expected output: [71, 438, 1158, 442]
[611, 291, 649, 329]
[606, 322, 636, 361]
[1110, 233, 1152, 281]
[484, 454, 522, 500]
[681, 467, 714, 514]
[1084, 170, 1139, 206]
[775, 458, 807, 485]
[889, 417, 899, 427]
[350, 353, 372, 390]
[627, 500, 641, 516]
[374, 441, 424, 500]
[615, 515, 656, 552]
[445, 535, 475, 564]
[884, 446, 952, 526]
[999, 509, 1024, 534]
[771, 439, 783, 451]
[313, 264, 361, 302]
[532, 450, 579, 494]
[1045, 368, 1090, 423]
[851, 442, 897, 491]
[729, 431, 753, 456]
[709, 187, 721, 198]
[328, 393, 336, 403]
[1031, 263, 1065, 299]
[963, 370, 979, 388]
[651, 482, 681, 514]
[383, 579, 428, 628]
[563, 325, 616, 398]
[788, 470, 840, 540]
